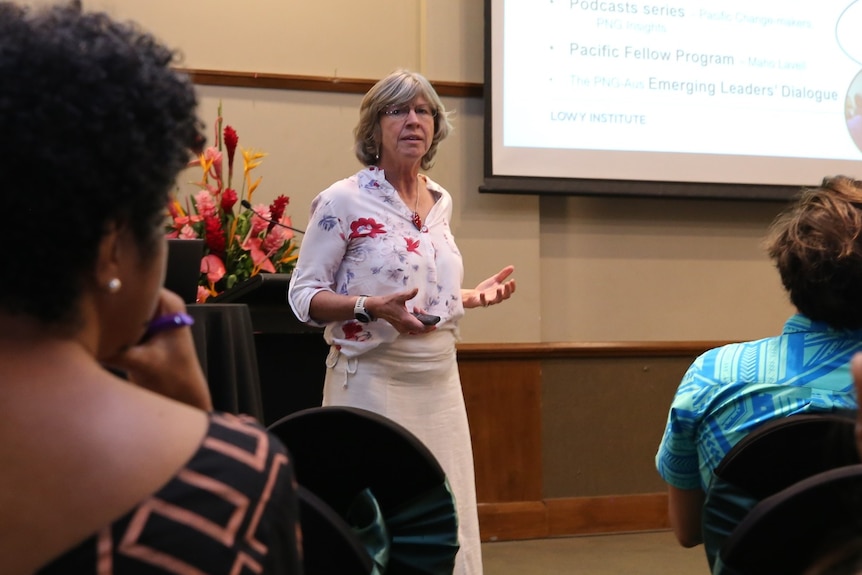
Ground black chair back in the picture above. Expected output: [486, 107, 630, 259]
[296, 485, 375, 575]
[269, 406, 459, 575]
[715, 464, 862, 575]
[702, 412, 858, 569]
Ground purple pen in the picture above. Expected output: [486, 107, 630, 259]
[144, 312, 195, 339]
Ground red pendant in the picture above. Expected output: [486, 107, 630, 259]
[412, 211, 422, 231]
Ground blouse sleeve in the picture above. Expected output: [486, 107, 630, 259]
[287, 192, 349, 326]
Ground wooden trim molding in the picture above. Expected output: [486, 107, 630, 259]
[478, 493, 670, 542]
[456, 341, 733, 360]
[546, 493, 671, 536]
[478, 501, 550, 541]
[180, 68, 484, 98]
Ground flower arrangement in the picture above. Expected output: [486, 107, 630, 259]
[166, 104, 299, 302]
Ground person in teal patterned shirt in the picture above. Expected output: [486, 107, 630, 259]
[656, 176, 862, 549]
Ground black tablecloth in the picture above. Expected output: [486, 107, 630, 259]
[187, 303, 265, 422]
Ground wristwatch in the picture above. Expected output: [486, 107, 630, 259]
[354, 295, 375, 323]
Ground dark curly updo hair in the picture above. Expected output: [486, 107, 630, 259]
[0, 3, 204, 324]
[764, 176, 862, 330]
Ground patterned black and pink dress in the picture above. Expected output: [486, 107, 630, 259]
[37, 412, 303, 575]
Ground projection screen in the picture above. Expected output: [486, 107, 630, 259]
[482, 0, 862, 199]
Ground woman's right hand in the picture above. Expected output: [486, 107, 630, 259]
[368, 288, 436, 334]
[106, 289, 212, 410]
[309, 288, 435, 333]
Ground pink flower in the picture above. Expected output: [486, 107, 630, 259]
[278, 215, 295, 241]
[196, 285, 211, 303]
[179, 225, 198, 239]
[203, 146, 223, 181]
[195, 190, 217, 218]
[166, 214, 202, 238]
[262, 227, 286, 253]
[200, 254, 226, 284]
[241, 235, 276, 273]
[249, 204, 271, 235]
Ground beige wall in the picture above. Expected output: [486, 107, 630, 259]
[539, 195, 794, 342]
[69, 0, 794, 343]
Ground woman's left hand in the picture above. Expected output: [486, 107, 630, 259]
[105, 289, 212, 411]
[463, 265, 516, 309]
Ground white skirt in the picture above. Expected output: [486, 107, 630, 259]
[323, 330, 482, 575]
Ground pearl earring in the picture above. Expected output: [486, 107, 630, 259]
[107, 278, 122, 293]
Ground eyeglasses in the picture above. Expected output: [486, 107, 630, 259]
[380, 104, 438, 120]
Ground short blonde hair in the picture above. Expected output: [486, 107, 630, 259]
[353, 69, 453, 171]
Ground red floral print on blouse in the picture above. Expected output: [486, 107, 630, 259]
[343, 322, 364, 340]
[349, 218, 386, 239]
[405, 237, 420, 254]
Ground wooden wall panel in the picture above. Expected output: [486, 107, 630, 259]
[541, 356, 695, 497]
[456, 342, 721, 540]
[459, 359, 543, 503]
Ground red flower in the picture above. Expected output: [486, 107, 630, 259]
[203, 215, 226, 257]
[224, 125, 238, 178]
[268, 194, 291, 233]
[270, 194, 290, 222]
[349, 218, 386, 239]
[221, 188, 238, 212]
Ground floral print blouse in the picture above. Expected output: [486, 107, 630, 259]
[288, 167, 464, 358]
